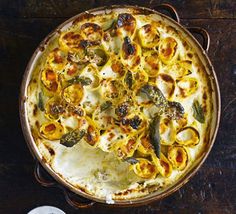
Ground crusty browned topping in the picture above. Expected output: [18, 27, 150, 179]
[115, 102, 129, 118]
[117, 13, 136, 32]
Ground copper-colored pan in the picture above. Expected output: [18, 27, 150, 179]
[19, 3, 221, 208]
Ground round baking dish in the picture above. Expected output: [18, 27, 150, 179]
[19, 4, 220, 208]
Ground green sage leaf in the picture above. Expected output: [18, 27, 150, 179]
[68, 76, 92, 86]
[60, 129, 86, 147]
[38, 92, 44, 111]
[192, 100, 205, 123]
[100, 101, 112, 112]
[149, 115, 161, 158]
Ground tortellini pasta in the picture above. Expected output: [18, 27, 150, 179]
[176, 126, 200, 146]
[132, 158, 157, 179]
[120, 37, 141, 70]
[159, 37, 178, 63]
[137, 134, 153, 156]
[80, 23, 103, 44]
[156, 73, 175, 99]
[159, 118, 176, 145]
[59, 31, 84, 53]
[138, 24, 160, 48]
[116, 13, 136, 38]
[143, 51, 161, 77]
[45, 96, 64, 120]
[168, 146, 189, 170]
[41, 67, 61, 93]
[152, 153, 172, 177]
[46, 48, 67, 71]
[112, 137, 138, 159]
[177, 77, 199, 97]
[80, 64, 100, 90]
[40, 121, 64, 140]
[62, 83, 84, 105]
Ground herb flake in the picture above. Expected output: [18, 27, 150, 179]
[115, 102, 129, 117]
[68, 76, 92, 86]
[129, 115, 142, 130]
[100, 101, 112, 112]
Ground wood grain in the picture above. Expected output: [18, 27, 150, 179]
[0, 0, 235, 19]
[0, 0, 235, 213]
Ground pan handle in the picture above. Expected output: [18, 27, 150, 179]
[150, 3, 180, 23]
[187, 27, 210, 52]
[34, 162, 96, 208]
[34, 162, 56, 187]
[63, 189, 96, 209]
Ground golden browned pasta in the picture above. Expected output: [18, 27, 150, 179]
[176, 126, 200, 146]
[45, 96, 64, 120]
[40, 121, 64, 140]
[116, 13, 136, 38]
[41, 67, 60, 93]
[59, 31, 84, 52]
[168, 146, 189, 170]
[132, 158, 157, 179]
[143, 50, 161, 77]
[159, 37, 178, 63]
[120, 37, 141, 70]
[138, 24, 160, 48]
[152, 153, 173, 177]
[177, 77, 199, 98]
[62, 83, 84, 106]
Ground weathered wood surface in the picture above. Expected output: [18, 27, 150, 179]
[0, 0, 236, 18]
[0, 0, 235, 213]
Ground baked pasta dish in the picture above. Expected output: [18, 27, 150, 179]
[26, 9, 213, 203]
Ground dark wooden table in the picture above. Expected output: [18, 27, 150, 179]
[0, 0, 235, 213]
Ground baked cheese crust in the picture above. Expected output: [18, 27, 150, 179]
[26, 9, 212, 202]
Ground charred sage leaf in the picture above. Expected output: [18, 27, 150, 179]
[117, 13, 135, 28]
[121, 118, 130, 126]
[100, 101, 112, 112]
[192, 100, 205, 123]
[129, 115, 142, 130]
[166, 101, 185, 120]
[60, 129, 86, 147]
[124, 157, 139, 165]
[124, 36, 135, 55]
[140, 84, 184, 119]
[125, 71, 133, 89]
[79, 40, 91, 49]
[50, 104, 64, 115]
[68, 76, 92, 86]
[149, 115, 161, 158]
[38, 92, 44, 111]
[141, 84, 167, 108]
[115, 102, 129, 117]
